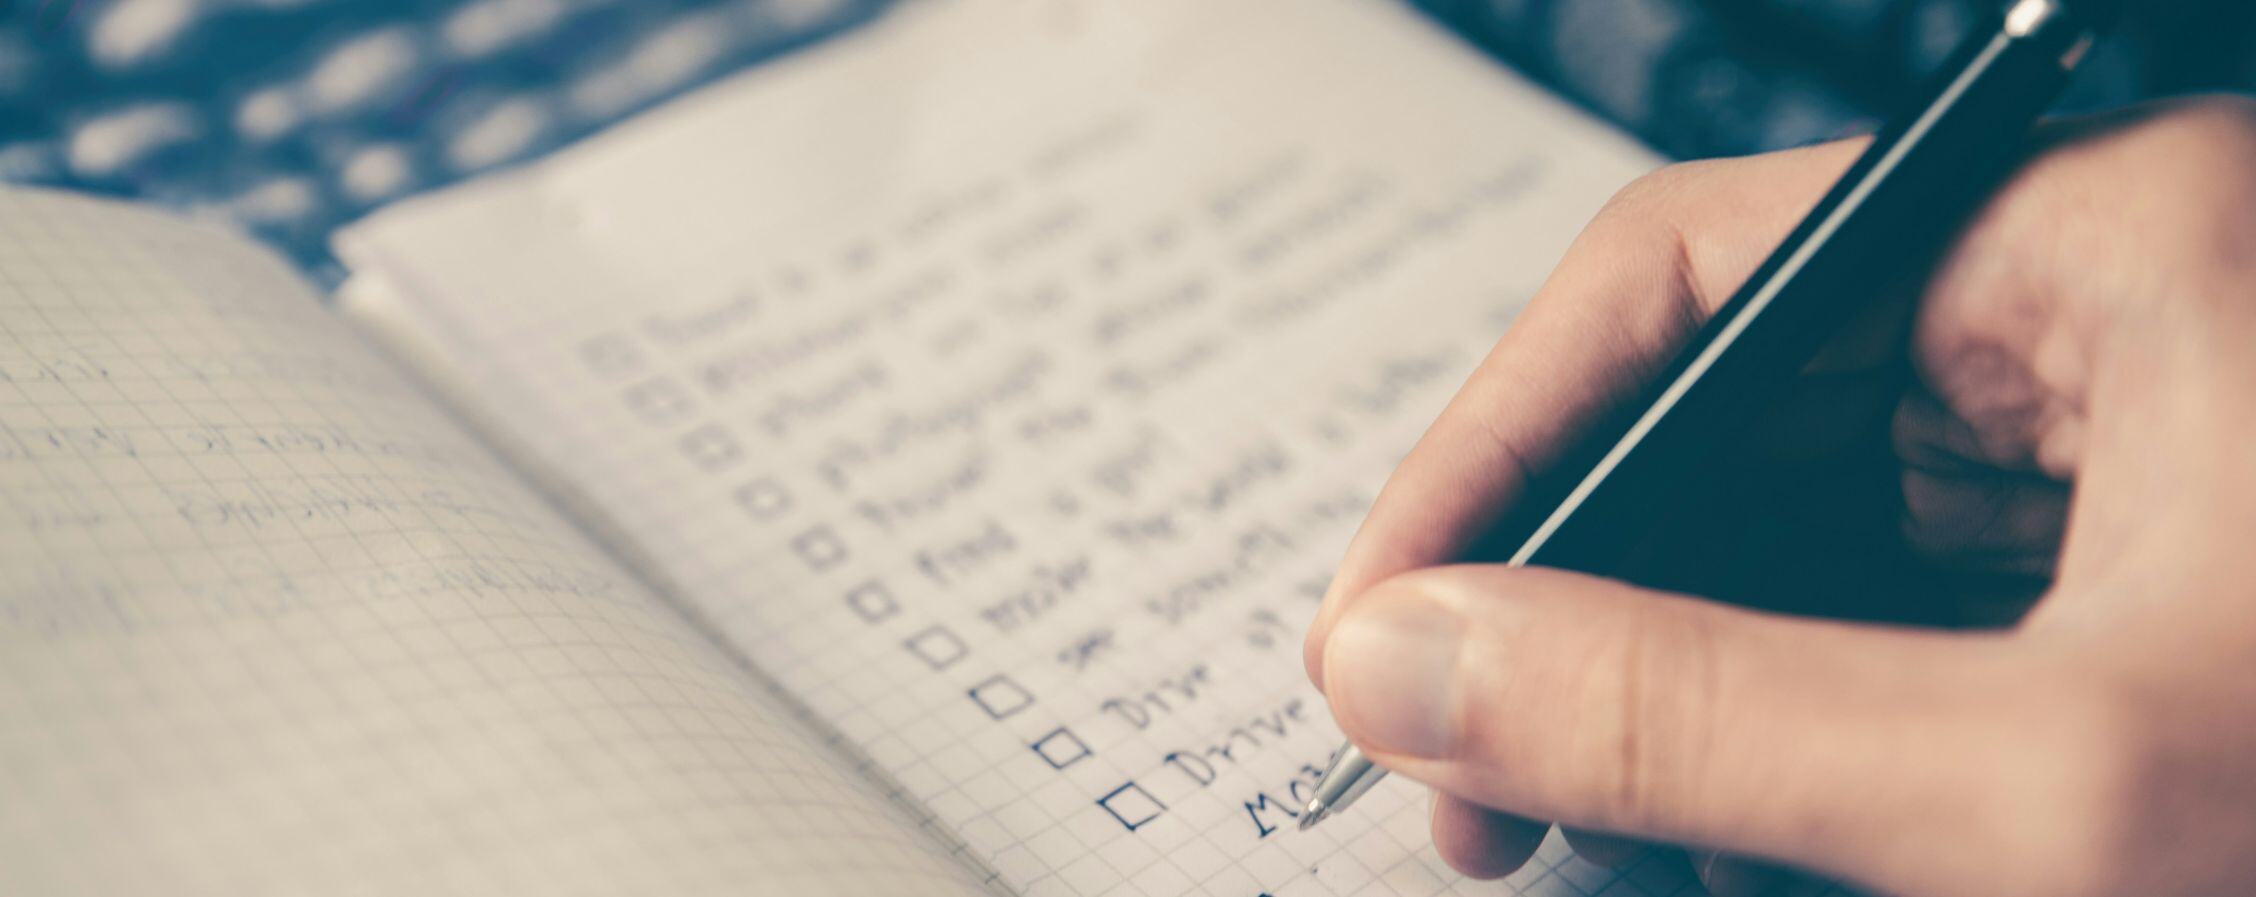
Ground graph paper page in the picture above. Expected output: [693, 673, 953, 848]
[335, 1, 1703, 894]
[0, 189, 992, 897]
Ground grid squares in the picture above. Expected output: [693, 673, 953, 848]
[0, 190, 986, 895]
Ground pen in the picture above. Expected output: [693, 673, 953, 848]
[1300, 0, 2123, 831]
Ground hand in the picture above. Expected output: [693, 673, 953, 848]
[1302, 97, 2256, 897]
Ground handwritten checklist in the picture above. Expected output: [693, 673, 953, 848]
[327, 1, 1762, 895]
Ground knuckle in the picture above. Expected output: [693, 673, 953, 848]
[1572, 601, 1719, 834]
[1555, 163, 1714, 321]
[2015, 97, 2256, 333]
[1593, 161, 1711, 226]
[2136, 100, 2256, 305]
[2126, 98, 2256, 217]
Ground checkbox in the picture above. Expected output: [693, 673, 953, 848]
[904, 625, 966, 670]
[845, 580, 898, 623]
[578, 333, 644, 377]
[680, 424, 743, 473]
[1097, 781, 1165, 832]
[791, 526, 848, 571]
[734, 478, 792, 520]
[1030, 727, 1091, 769]
[623, 378, 693, 425]
[967, 674, 1033, 720]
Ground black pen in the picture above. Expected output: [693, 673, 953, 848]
[1300, 0, 2123, 831]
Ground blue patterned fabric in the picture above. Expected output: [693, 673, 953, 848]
[4, 0, 2250, 275]
[0, 0, 886, 274]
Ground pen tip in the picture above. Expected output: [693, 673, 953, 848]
[1297, 801, 1328, 831]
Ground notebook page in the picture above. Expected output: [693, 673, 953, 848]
[334, 1, 1688, 894]
[0, 189, 992, 896]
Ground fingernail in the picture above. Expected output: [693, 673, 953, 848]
[1323, 593, 1462, 758]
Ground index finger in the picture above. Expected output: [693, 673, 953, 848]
[1304, 139, 1868, 687]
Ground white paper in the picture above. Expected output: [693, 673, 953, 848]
[0, 188, 991, 897]
[337, 1, 1683, 894]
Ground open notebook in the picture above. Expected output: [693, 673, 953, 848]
[1, 0, 1699, 894]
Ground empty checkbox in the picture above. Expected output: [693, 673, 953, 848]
[1097, 781, 1165, 832]
[967, 674, 1033, 720]
[734, 478, 792, 520]
[904, 626, 966, 670]
[623, 378, 693, 425]
[1030, 727, 1091, 769]
[680, 424, 743, 473]
[845, 580, 898, 623]
[791, 526, 848, 571]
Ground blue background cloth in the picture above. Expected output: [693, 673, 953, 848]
[4, 0, 2250, 275]
[1, 0, 888, 274]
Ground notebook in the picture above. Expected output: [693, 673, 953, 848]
[1, 0, 1694, 893]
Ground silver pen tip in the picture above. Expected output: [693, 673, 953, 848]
[1297, 800, 1329, 831]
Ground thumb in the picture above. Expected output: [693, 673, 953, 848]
[1317, 565, 2061, 888]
